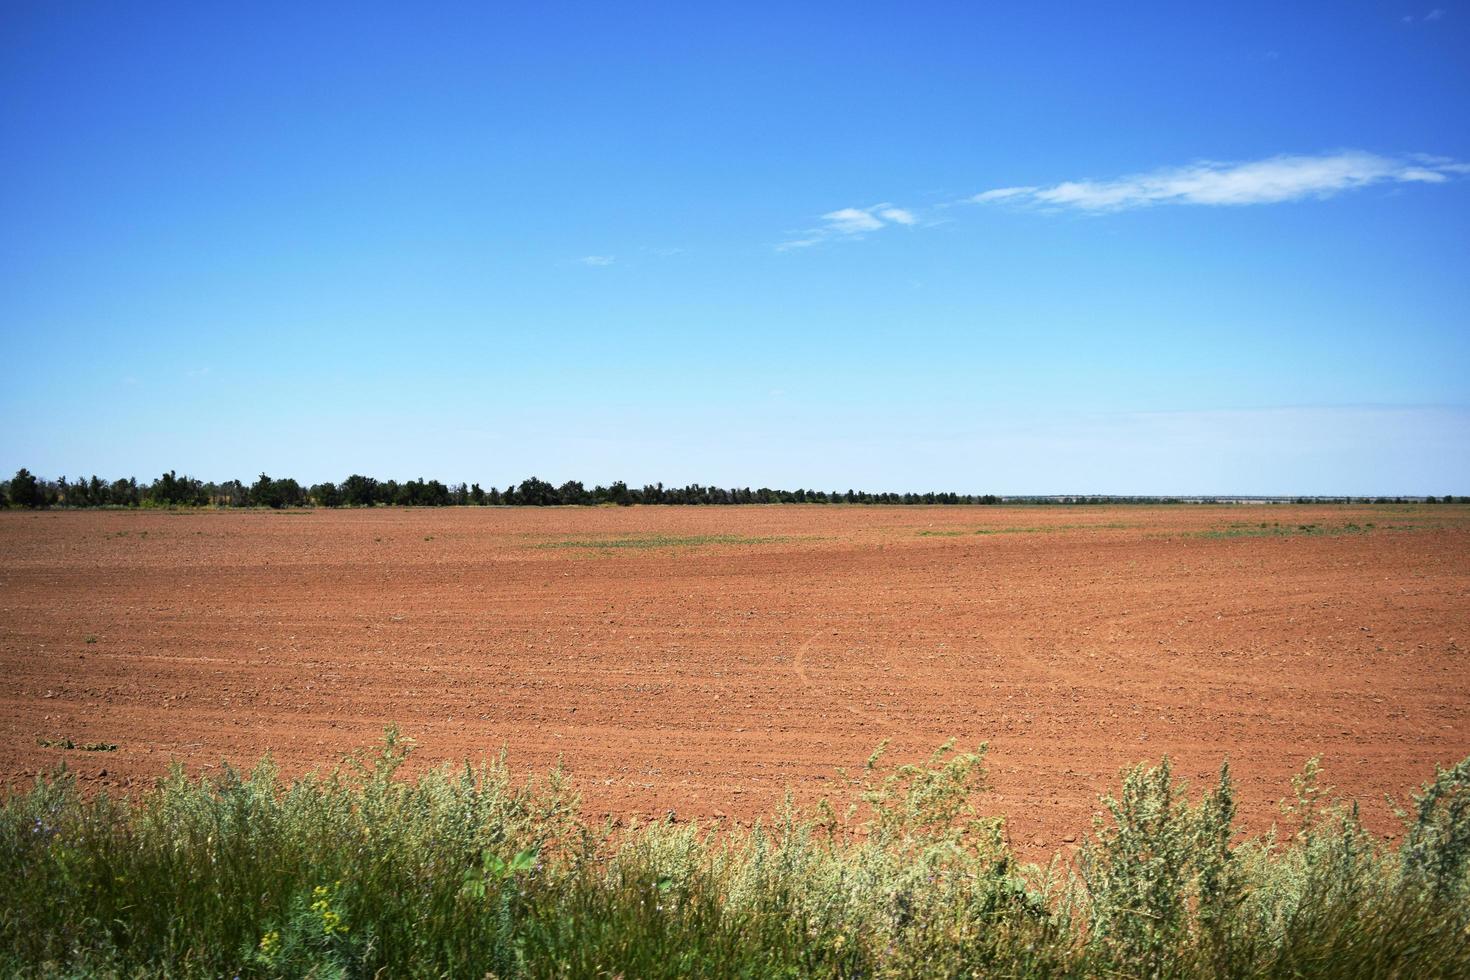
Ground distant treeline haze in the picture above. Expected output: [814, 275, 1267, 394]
[1, 468, 1460, 509]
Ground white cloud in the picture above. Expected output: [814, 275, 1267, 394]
[1426, 8, 1445, 21]
[970, 186, 1037, 203]
[580, 255, 615, 266]
[780, 150, 1462, 250]
[1397, 167, 1447, 183]
[777, 202, 917, 250]
[821, 207, 884, 233]
[970, 151, 1468, 213]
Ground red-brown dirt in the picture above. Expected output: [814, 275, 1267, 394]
[2, 505, 1467, 852]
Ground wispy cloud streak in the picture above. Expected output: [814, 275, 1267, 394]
[970, 151, 1468, 213]
[777, 202, 916, 250]
[778, 151, 1464, 250]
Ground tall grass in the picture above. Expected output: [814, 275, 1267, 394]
[3, 731, 1468, 977]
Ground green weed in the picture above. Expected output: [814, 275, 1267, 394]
[2, 730, 1467, 977]
[36, 738, 117, 752]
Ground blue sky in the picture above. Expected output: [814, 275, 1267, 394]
[2, 1, 1467, 493]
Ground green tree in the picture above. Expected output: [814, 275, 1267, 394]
[249, 474, 303, 509]
[341, 474, 379, 507]
[516, 477, 559, 506]
[7, 468, 43, 508]
[310, 482, 343, 507]
[147, 470, 207, 507]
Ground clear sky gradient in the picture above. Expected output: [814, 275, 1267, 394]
[2, 2, 1467, 494]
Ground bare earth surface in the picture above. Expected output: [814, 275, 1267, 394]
[2, 505, 1467, 852]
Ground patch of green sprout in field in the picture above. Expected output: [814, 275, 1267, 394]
[972, 526, 1049, 535]
[1194, 521, 1419, 540]
[36, 737, 117, 752]
[3, 729, 1469, 978]
[538, 534, 790, 550]
[918, 523, 1137, 538]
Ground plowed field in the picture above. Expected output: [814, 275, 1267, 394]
[3, 505, 1467, 850]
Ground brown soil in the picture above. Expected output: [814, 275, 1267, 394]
[2, 505, 1467, 853]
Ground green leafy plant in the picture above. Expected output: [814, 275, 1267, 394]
[3, 731, 1468, 977]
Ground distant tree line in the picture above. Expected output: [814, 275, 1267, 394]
[0, 469, 1007, 509]
[1, 468, 1462, 510]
